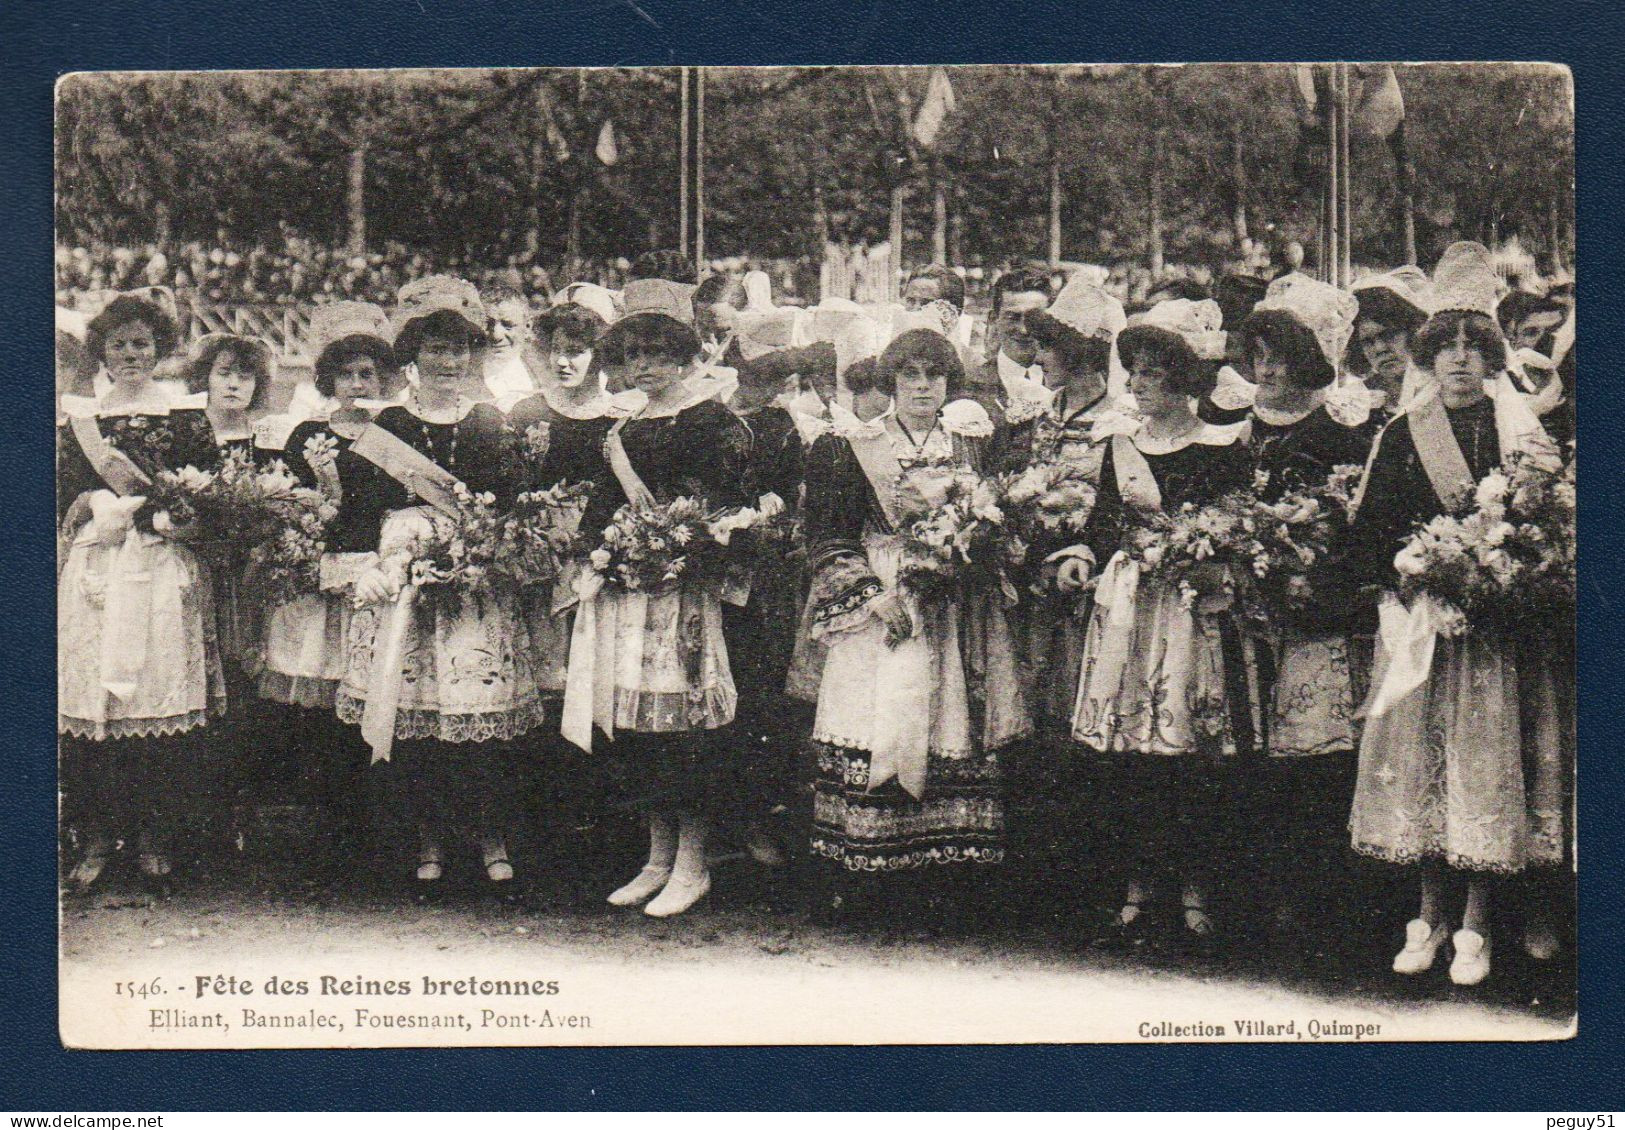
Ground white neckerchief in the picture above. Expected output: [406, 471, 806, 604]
[829, 398, 893, 441]
[997, 349, 1048, 401]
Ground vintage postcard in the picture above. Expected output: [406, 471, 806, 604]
[55, 62, 1575, 1047]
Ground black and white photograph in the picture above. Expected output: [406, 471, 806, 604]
[53, 62, 1577, 1047]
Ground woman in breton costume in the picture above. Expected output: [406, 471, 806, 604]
[1345, 267, 1435, 422]
[58, 290, 225, 889]
[803, 328, 1027, 915]
[503, 299, 619, 837]
[262, 302, 400, 854]
[340, 276, 540, 886]
[1345, 243, 1565, 987]
[561, 312, 753, 918]
[1008, 276, 1126, 733]
[1234, 274, 1375, 932]
[1062, 301, 1252, 950]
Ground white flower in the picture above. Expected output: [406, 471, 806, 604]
[1475, 471, 1511, 509]
[173, 465, 216, 492]
[938, 399, 994, 438]
[589, 548, 612, 571]
[1393, 542, 1428, 576]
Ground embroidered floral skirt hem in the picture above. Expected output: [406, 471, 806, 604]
[1350, 627, 1565, 874]
[807, 560, 1023, 872]
[563, 583, 740, 810]
[337, 584, 546, 743]
[1264, 628, 1357, 758]
[810, 739, 1005, 871]
[58, 531, 227, 741]
[1070, 573, 1252, 758]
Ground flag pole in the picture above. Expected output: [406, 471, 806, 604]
[679, 67, 691, 257]
[1338, 63, 1353, 288]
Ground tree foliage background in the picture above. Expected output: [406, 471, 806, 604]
[56, 63, 1574, 271]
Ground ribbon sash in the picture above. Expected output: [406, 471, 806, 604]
[1069, 436, 1162, 735]
[69, 414, 152, 497]
[1111, 433, 1163, 511]
[361, 583, 420, 763]
[561, 571, 617, 753]
[350, 424, 461, 516]
[1406, 394, 1476, 513]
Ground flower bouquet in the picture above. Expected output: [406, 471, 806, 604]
[399, 481, 508, 614]
[896, 469, 1027, 605]
[495, 480, 593, 590]
[1393, 453, 1574, 637]
[1245, 463, 1364, 623]
[1120, 490, 1266, 614]
[997, 459, 1099, 598]
[148, 449, 334, 573]
[585, 496, 773, 595]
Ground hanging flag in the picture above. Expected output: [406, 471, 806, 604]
[912, 67, 957, 150]
[1355, 65, 1405, 139]
[595, 119, 620, 166]
[1290, 64, 1320, 127]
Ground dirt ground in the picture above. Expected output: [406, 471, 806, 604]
[59, 813, 1577, 1047]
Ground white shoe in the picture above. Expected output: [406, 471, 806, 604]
[1523, 920, 1560, 961]
[607, 864, 672, 908]
[644, 870, 711, 918]
[1449, 928, 1492, 986]
[1393, 918, 1450, 974]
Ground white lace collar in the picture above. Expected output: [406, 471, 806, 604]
[529, 381, 617, 421]
[630, 377, 723, 420]
[63, 386, 201, 419]
[1106, 413, 1246, 455]
[1251, 396, 1324, 428]
[830, 399, 892, 441]
[403, 393, 480, 424]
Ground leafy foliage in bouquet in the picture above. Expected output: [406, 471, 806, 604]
[148, 450, 336, 600]
[896, 469, 1027, 605]
[495, 480, 593, 590]
[1395, 452, 1575, 637]
[1120, 490, 1267, 614]
[1246, 463, 1364, 623]
[996, 459, 1099, 596]
[586, 496, 772, 595]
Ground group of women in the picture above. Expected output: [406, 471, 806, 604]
[57, 239, 1573, 988]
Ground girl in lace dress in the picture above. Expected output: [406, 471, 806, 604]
[1344, 243, 1564, 987]
[1063, 318, 1253, 952]
[58, 291, 226, 889]
[503, 301, 620, 842]
[803, 329, 1028, 920]
[561, 312, 753, 918]
[339, 276, 540, 887]
[262, 302, 400, 855]
[1234, 277, 1376, 936]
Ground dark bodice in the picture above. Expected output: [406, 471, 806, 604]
[56, 407, 217, 525]
[1082, 434, 1254, 564]
[578, 399, 752, 541]
[341, 402, 521, 551]
[505, 394, 614, 494]
[1249, 404, 1375, 501]
[277, 418, 396, 554]
[1342, 396, 1501, 590]
[737, 404, 804, 508]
